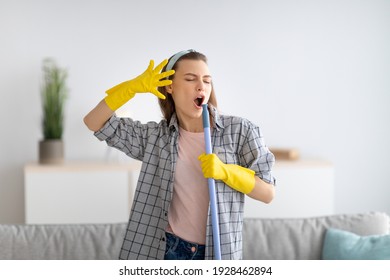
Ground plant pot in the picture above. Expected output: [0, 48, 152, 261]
[39, 139, 64, 164]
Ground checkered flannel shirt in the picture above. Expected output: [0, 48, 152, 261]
[94, 105, 275, 260]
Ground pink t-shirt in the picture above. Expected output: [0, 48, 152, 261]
[167, 128, 209, 244]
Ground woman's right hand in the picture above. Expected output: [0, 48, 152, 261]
[104, 59, 175, 111]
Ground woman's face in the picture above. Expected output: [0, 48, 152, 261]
[167, 59, 212, 125]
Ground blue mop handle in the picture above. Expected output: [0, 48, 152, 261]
[202, 104, 222, 260]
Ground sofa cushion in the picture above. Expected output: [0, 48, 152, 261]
[322, 228, 390, 260]
[242, 212, 389, 260]
[0, 223, 127, 260]
[1, 212, 389, 260]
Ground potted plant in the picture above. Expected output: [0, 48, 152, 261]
[39, 58, 68, 164]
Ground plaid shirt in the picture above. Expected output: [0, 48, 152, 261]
[95, 105, 275, 260]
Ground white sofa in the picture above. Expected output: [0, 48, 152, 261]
[0, 212, 388, 260]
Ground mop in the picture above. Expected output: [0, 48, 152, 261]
[202, 104, 222, 260]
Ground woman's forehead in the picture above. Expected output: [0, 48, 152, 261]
[175, 59, 210, 73]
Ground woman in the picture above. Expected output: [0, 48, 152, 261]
[84, 49, 276, 260]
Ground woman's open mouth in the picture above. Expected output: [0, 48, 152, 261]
[194, 96, 204, 108]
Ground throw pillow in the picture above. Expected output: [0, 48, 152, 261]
[322, 228, 390, 260]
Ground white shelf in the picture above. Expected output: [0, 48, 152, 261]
[24, 161, 140, 224]
[24, 159, 334, 224]
[244, 159, 334, 218]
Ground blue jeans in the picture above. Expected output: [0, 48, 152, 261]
[164, 232, 205, 260]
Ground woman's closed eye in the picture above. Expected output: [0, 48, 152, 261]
[184, 73, 212, 84]
[184, 79, 211, 85]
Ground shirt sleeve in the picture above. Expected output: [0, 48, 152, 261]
[94, 114, 159, 161]
[240, 122, 276, 185]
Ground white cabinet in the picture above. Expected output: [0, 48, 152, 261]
[244, 160, 334, 218]
[24, 162, 140, 224]
[25, 159, 334, 224]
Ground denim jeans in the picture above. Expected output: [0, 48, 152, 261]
[164, 232, 205, 260]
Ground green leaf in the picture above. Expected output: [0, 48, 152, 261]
[41, 58, 68, 140]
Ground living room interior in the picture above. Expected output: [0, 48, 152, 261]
[0, 0, 389, 260]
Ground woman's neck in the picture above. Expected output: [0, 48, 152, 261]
[177, 115, 203, 133]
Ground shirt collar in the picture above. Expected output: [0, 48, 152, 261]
[168, 104, 224, 131]
[209, 104, 224, 130]
[168, 113, 180, 131]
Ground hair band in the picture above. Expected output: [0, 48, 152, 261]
[165, 49, 196, 71]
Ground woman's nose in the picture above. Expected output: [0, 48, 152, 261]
[197, 81, 206, 91]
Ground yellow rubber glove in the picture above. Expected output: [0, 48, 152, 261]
[198, 153, 256, 194]
[104, 59, 175, 111]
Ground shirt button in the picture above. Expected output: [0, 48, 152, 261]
[191, 247, 196, 253]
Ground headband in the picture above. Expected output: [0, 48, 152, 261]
[165, 49, 196, 71]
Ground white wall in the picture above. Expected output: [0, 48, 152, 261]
[0, 0, 389, 223]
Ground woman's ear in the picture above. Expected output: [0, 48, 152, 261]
[165, 84, 173, 94]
